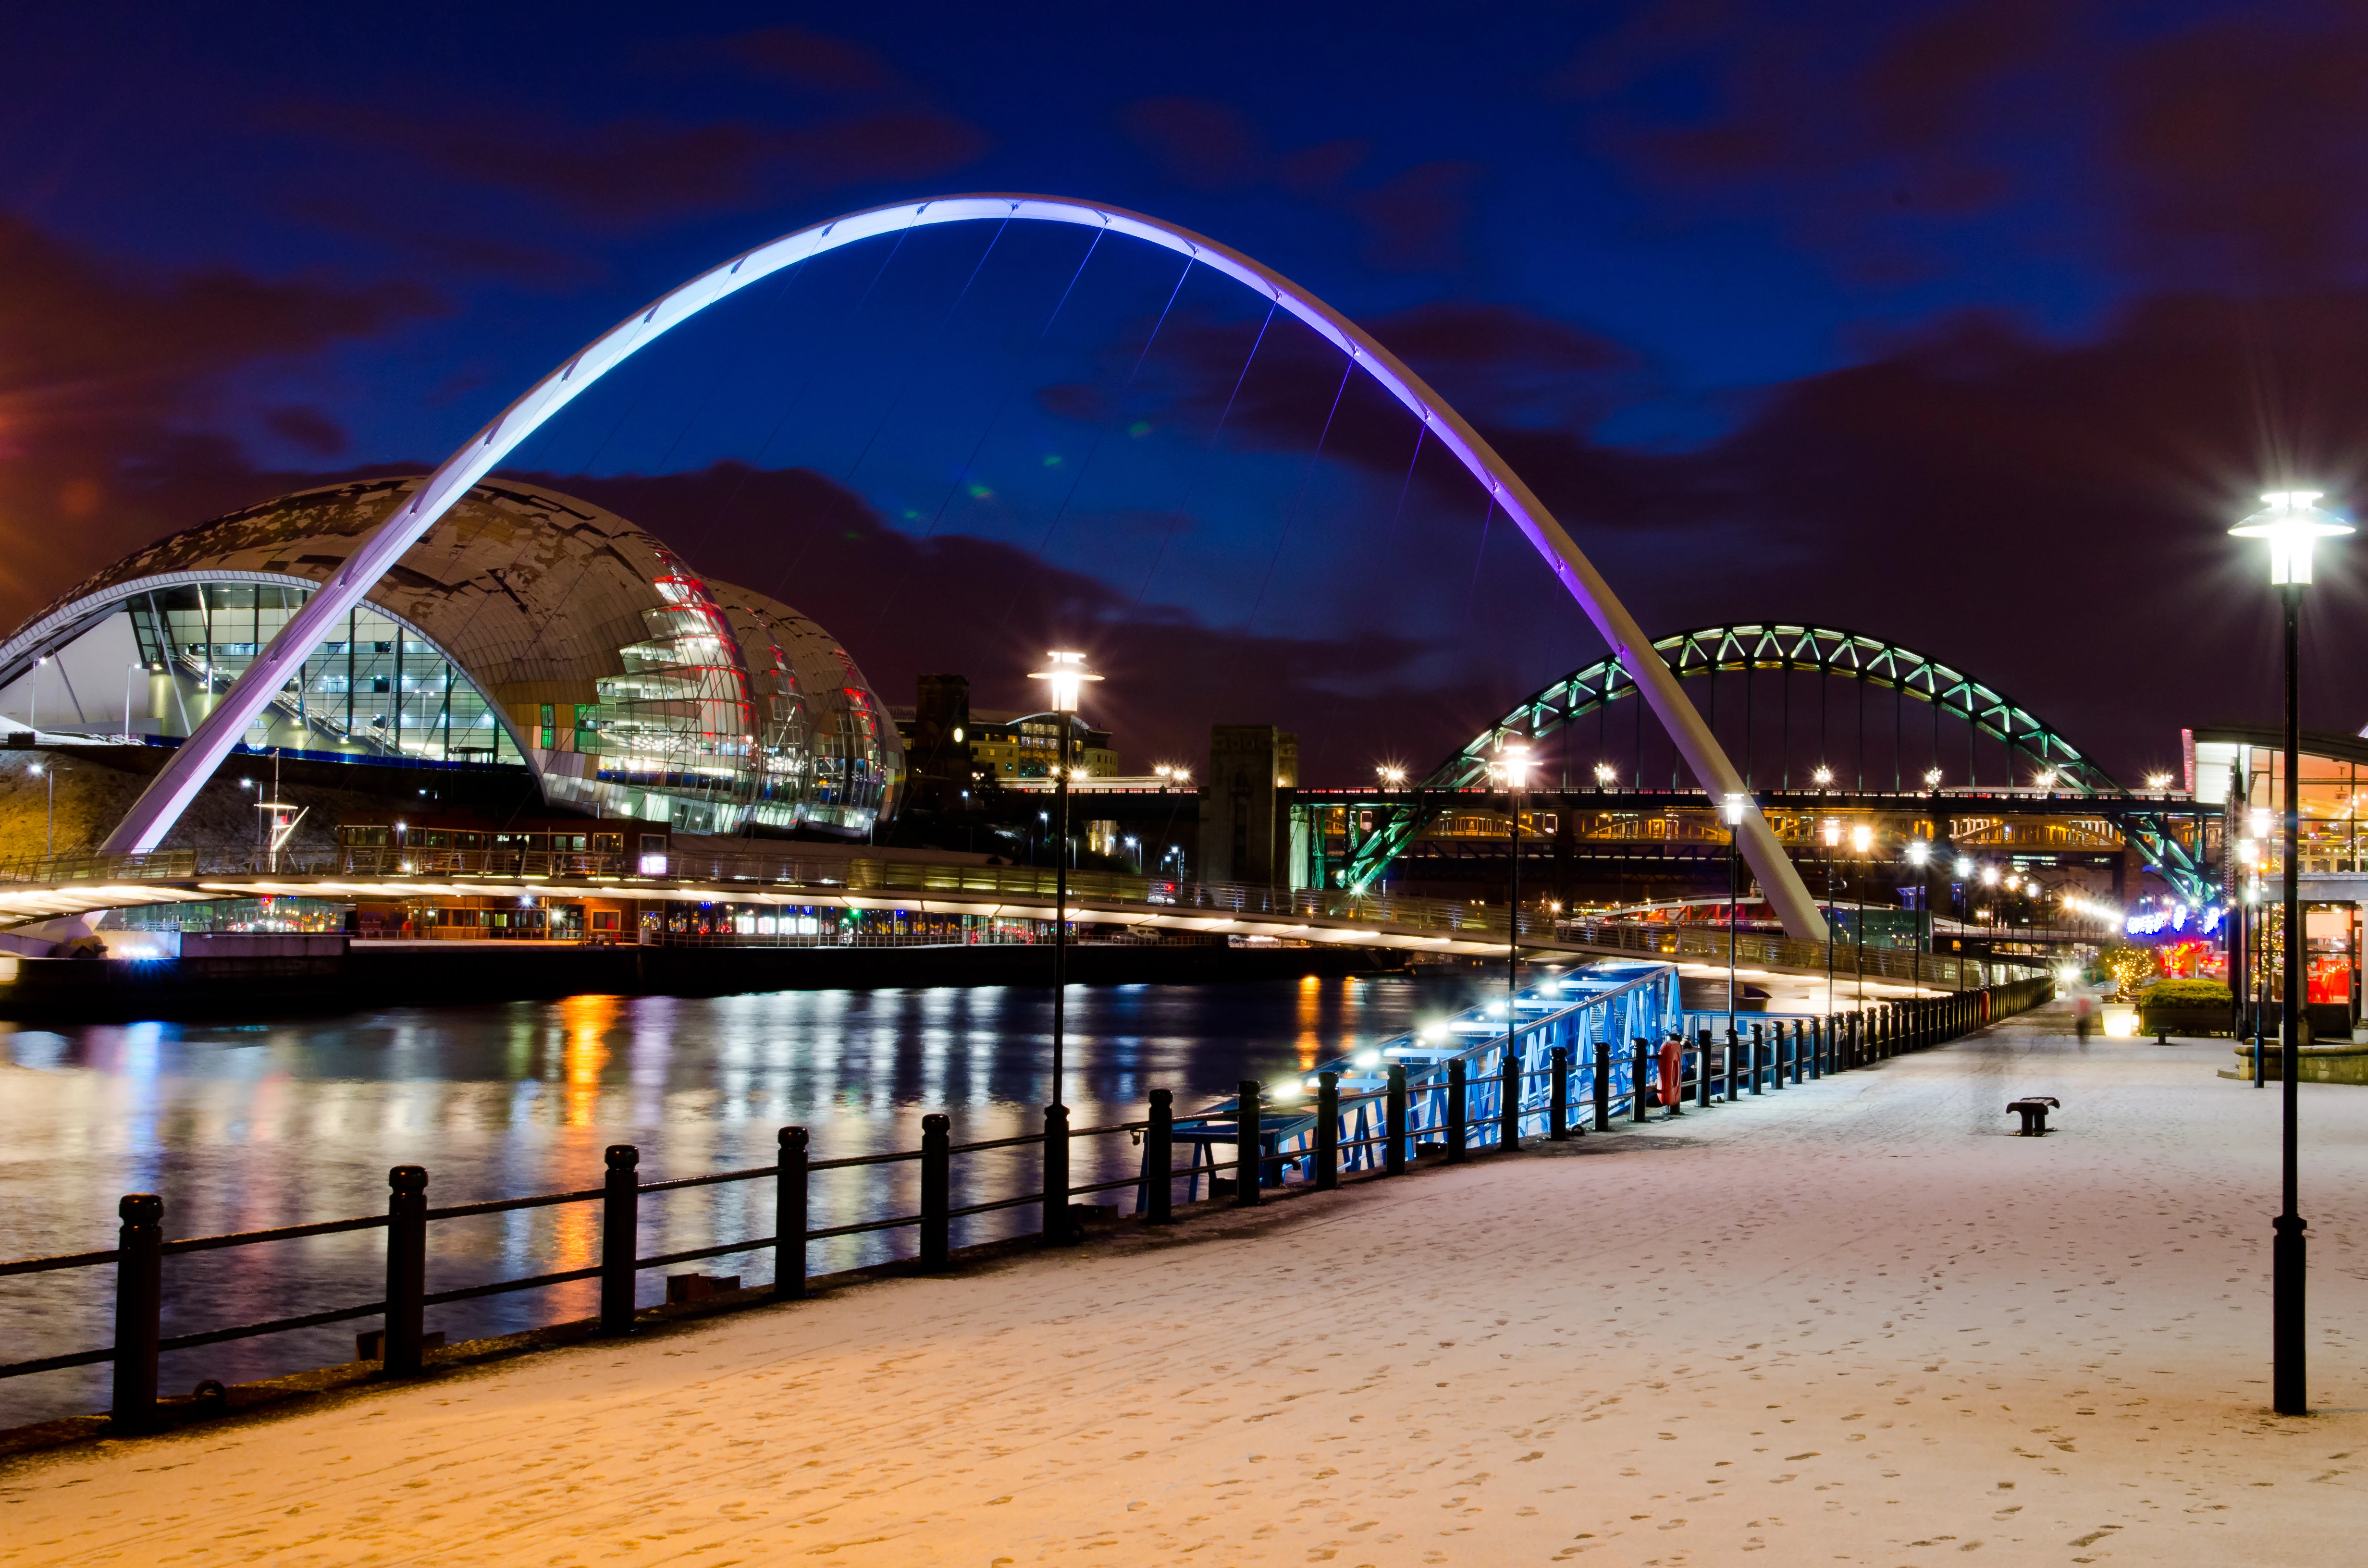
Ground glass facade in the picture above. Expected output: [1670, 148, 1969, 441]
[121, 582, 523, 763]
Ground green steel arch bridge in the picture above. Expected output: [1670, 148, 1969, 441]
[1332, 622, 2211, 902]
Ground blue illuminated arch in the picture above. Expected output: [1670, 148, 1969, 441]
[101, 196, 1828, 939]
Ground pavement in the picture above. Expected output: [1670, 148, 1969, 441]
[4, 1001, 2366, 1566]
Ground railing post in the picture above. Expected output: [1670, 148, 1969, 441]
[1695, 1028, 1713, 1108]
[1385, 1065, 1408, 1176]
[1550, 1045, 1571, 1139]
[1498, 1045, 1520, 1151]
[1447, 1059, 1468, 1162]
[1592, 1035, 1612, 1130]
[110, 1193, 162, 1433]
[383, 1165, 428, 1376]
[1751, 1023, 1766, 1094]
[1146, 1089, 1174, 1223]
[1043, 1102, 1073, 1243]
[1791, 1020, 1805, 1084]
[1316, 1072, 1341, 1189]
[1631, 1038, 1651, 1123]
[775, 1126, 808, 1300]
[1809, 1018, 1823, 1079]
[920, 1114, 951, 1270]
[1235, 1080, 1263, 1205]
[601, 1144, 639, 1335]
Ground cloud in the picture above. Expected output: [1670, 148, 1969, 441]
[1116, 95, 1478, 274]
[279, 103, 989, 227]
[264, 406, 347, 458]
[0, 213, 434, 619]
[724, 26, 909, 96]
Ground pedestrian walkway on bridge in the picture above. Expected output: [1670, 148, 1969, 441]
[4, 1004, 2364, 1565]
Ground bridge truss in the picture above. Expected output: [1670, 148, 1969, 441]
[1344, 622, 2209, 901]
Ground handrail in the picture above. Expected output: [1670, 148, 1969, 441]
[0, 964, 2056, 1421]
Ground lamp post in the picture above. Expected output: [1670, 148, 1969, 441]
[1850, 823, 1872, 1005]
[1822, 816, 1842, 1012]
[27, 760, 57, 859]
[1723, 792, 1749, 1039]
[1907, 838, 1932, 995]
[1028, 650, 1100, 1246]
[2230, 490, 2350, 1417]
[1499, 741, 1533, 1076]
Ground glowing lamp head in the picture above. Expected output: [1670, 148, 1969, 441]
[1593, 761, 1616, 785]
[1906, 840, 1931, 867]
[1953, 856, 1972, 877]
[1499, 741, 1532, 791]
[2231, 490, 2352, 586]
[1812, 765, 1834, 787]
[1923, 767, 1943, 789]
[2034, 768, 2057, 789]
[1377, 763, 1406, 787]
[1821, 816, 1841, 847]
[2145, 771, 2172, 791]
[1722, 791, 1749, 827]
[1028, 649, 1100, 714]
[1981, 864, 1999, 886]
[1850, 824, 1873, 853]
[2251, 807, 2274, 839]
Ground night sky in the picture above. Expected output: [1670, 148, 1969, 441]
[8, 1, 2368, 788]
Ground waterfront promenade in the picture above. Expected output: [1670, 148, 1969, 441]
[4, 1005, 2365, 1565]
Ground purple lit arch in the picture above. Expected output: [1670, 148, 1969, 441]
[101, 195, 1828, 940]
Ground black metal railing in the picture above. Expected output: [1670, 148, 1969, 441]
[0, 975, 2051, 1435]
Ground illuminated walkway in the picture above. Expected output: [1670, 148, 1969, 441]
[6, 1005, 2366, 1565]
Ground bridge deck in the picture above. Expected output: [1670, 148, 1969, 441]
[7, 1002, 2358, 1563]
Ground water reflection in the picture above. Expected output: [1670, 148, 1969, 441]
[0, 972, 1478, 1427]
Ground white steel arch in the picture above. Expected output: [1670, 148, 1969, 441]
[100, 194, 1827, 941]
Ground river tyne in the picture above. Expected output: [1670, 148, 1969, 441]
[0, 970, 1488, 1427]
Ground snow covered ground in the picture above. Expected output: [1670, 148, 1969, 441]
[4, 1001, 2365, 1566]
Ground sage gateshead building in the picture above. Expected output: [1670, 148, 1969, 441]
[0, 477, 902, 837]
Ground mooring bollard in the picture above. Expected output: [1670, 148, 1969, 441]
[775, 1126, 808, 1300]
[1498, 1046, 1520, 1151]
[601, 1145, 639, 1335]
[1146, 1089, 1175, 1223]
[1631, 1037, 1652, 1122]
[1316, 1072, 1340, 1189]
[1695, 1028, 1713, 1108]
[1447, 1059, 1468, 1162]
[1385, 1064, 1408, 1176]
[111, 1193, 162, 1433]
[1042, 1102, 1073, 1244]
[1550, 1045, 1572, 1140]
[383, 1165, 428, 1376]
[1235, 1080, 1263, 1205]
[920, 1114, 951, 1270]
[1592, 1038, 1612, 1130]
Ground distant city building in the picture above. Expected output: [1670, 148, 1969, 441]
[893, 692, 1116, 789]
[0, 477, 903, 838]
[1198, 724, 1297, 885]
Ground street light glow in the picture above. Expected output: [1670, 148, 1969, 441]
[1499, 741, 1532, 791]
[1027, 649, 1099, 714]
[1953, 856, 1972, 877]
[1722, 792, 1748, 827]
[1923, 767, 1942, 789]
[1377, 763, 1406, 788]
[1906, 840, 1930, 867]
[2145, 771, 2173, 791]
[1981, 864, 1999, 886]
[2231, 490, 2354, 586]
[1821, 816, 1841, 847]
[1592, 760, 1616, 786]
[1812, 764, 1833, 787]
[1850, 823, 1872, 853]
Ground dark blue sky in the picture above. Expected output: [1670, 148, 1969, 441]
[7, 1, 2368, 782]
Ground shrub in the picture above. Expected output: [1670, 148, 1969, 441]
[2143, 977, 2232, 1009]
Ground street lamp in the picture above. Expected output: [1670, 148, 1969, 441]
[1850, 823, 1873, 1004]
[1499, 741, 1533, 1083]
[1821, 816, 1842, 1012]
[1906, 838, 1932, 993]
[27, 760, 58, 860]
[1377, 763, 1406, 789]
[1723, 792, 1750, 1041]
[2230, 488, 2352, 1416]
[1593, 760, 1616, 789]
[1027, 649, 1100, 1245]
